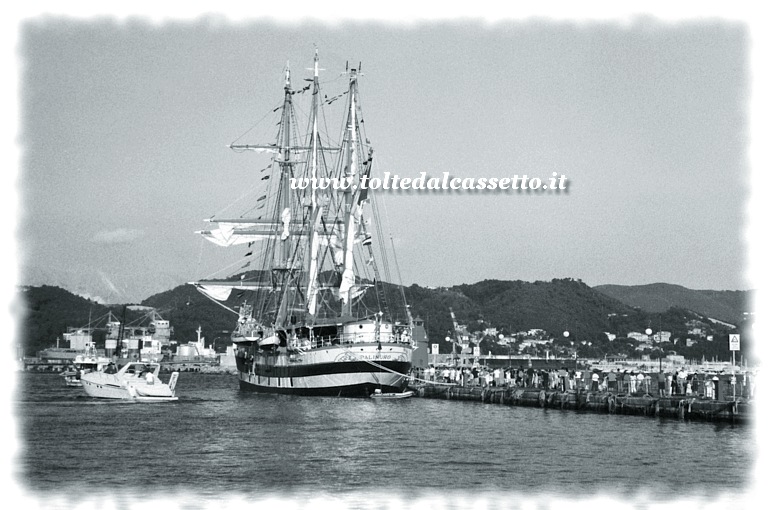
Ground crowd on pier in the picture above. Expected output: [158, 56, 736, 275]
[411, 364, 756, 400]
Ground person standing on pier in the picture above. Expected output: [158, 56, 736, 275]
[747, 371, 754, 398]
[608, 370, 617, 393]
[730, 373, 737, 399]
[677, 369, 687, 395]
[658, 371, 666, 396]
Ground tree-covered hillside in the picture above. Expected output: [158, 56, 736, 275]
[17, 279, 755, 363]
[594, 283, 751, 324]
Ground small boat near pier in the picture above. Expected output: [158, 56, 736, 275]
[370, 389, 414, 400]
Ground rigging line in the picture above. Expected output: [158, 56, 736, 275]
[407, 374, 455, 387]
[387, 228, 409, 319]
[230, 102, 283, 145]
[199, 249, 262, 282]
[371, 158, 408, 308]
[371, 194, 392, 286]
[317, 92, 338, 162]
[73, 310, 113, 330]
[211, 179, 271, 219]
[370, 196, 389, 281]
[195, 287, 241, 316]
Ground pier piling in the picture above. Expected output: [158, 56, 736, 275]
[409, 384, 750, 424]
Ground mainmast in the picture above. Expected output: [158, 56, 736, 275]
[306, 50, 323, 317]
[339, 66, 361, 316]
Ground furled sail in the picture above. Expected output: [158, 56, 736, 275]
[339, 75, 359, 305]
[305, 50, 323, 315]
[195, 284, 236, 301]
[198, 220, 312, 247]
[197, 222, 269, 247]
[191, 280, 273, 302]
[306, 209, 323, 314]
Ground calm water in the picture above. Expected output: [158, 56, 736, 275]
[14, 372, 754, 505]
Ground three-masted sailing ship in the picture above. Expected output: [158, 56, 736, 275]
[191, 52, 414, 396]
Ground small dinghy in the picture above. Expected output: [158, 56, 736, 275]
[370, 389, 414, 400]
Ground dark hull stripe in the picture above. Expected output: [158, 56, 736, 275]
[237, 360, 411, 379]
[238, 379, 405, 397]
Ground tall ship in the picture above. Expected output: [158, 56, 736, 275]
[191, 52, 414, 396]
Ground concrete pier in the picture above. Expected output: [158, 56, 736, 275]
[411, 384, 751, 424]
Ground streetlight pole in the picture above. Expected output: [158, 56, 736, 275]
[646, 327, 661, 373]
[564, 331, 576, 370]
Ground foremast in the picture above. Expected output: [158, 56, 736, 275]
[263, 63, 296, 328]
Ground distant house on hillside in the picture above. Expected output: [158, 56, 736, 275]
[686, 319, 708, 337]
[627, 331, 649, 342]
[496, 336, 512, 345]
[517, 338, 552, 353]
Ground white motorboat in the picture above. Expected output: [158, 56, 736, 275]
[80, 361, 179, 402]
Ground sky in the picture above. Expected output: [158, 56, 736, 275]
[6, 6, 765, 308]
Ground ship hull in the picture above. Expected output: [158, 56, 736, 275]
[236, 343, 412, 397]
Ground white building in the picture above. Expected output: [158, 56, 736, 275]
[63, 329, 92, 350]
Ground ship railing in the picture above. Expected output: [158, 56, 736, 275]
[306, 332, 410, 349]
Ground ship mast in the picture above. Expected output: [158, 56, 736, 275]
[306, 50, 323, 317]
[274, 63, 296, 327]
[279, 64, 294, 267]
[339, 66, 360, 316]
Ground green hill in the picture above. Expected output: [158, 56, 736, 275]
[16, 278, 754, 363]
[594, 283, 751, 324]
[16, 285, 111, 356]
